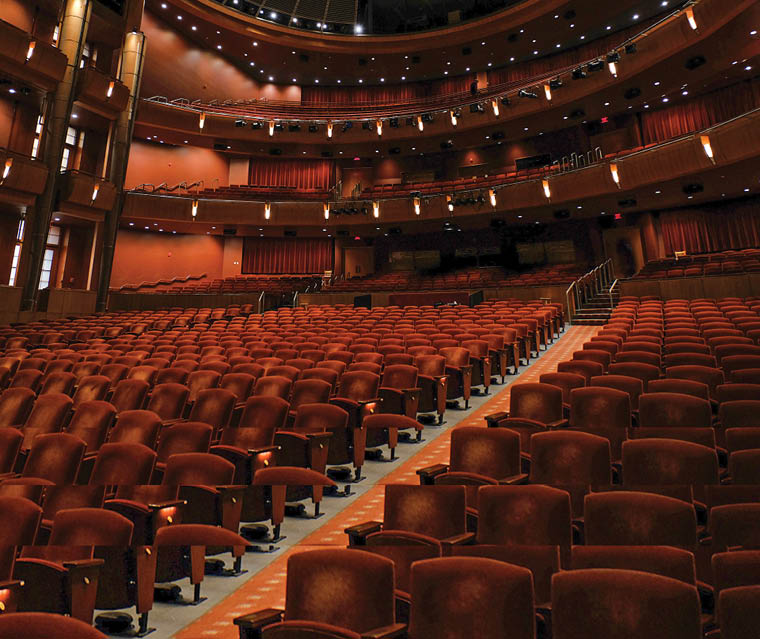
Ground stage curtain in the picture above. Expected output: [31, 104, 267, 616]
[301, 75, 473, 106]
[242, 237, 334, 274]
[659, 201, 760, 254]
[640, 79, 760, 143]
[248, 159, 335, 190]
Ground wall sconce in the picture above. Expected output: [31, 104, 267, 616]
[372, 201, 379, 218]
[608, 61, 618, 77]
[1, 158, 12, 182]
[685, 7, 697, 30]
[542, 179, 551, 199]
[700, 135, 715, 162]
[323, 202, 330, 220]
[446, 195, 454, 212]
[106, 81, 114, 98]
[191, 199, 198, 218]
[417, 115, 424, 132]
[543, 84, 552, 101]
[491, 99, 500, 116]
[91, 184, 100, 202]
[327, 122, 333, 138]
[489, 189, 497, 207]
[413, 197, 421, 215]
[610, 163, 620, 186]
[26, 41, 36, 62]
[450, 110, 458, 126]
[268, 120, 275, 136]
[376, 120, 382, 136]
[264, 202, 271, 220]
[199, 113, 206, 130]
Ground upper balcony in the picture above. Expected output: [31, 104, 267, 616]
[0, 149, 50, 206]
[76, 67, 131, 119]
[0, 19, 67, 92]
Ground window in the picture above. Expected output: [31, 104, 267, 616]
[80, 43, 91, 68]
[8, 219, 24, 286]
[37, 226, 61, 290]
[60, 126, 82, 172]
[31, 115, 44, 159]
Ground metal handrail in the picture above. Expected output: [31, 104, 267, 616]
[257, 290, 265, 314]
[567, 258, 614, 321]
[609, 278, 620, 309]
[293, 291, 299, 308]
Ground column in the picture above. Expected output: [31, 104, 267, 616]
[18, 0, 93, 311]
[96, 18, 146, 312]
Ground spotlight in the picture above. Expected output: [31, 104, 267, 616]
[518, 89, 539, 99]
[587, 60, 605, 72]
[625, 42, 637, 54]
[549, 78, 563, 89]
[606, 52, 621, 63]
[234, 120, 246, 127]
[308, 124, 319, 133]
[572, 67, 587, 79]
[342, 121, 353, 132]
[251, 121, 262, 129]
[469, 103, 485, 113]
[389, 117, 399, 128]
[288, 123, 301, 132]
[500, 96, 511, 106]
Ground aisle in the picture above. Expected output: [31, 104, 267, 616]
[171, 324, 597, 639]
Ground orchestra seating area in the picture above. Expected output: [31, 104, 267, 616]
[2, 295, 760, 636]
[325, 264, 585, 292]
[633, 249, 760, 279]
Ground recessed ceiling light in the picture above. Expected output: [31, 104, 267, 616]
[510, 57, 515, 62]
[632, 14, 639, 19]
[268, 76, 273, 81]
[176, 15, 182, 20]
[745, 65, 753, 71]
[129, 222, 134, 226]
[380, 77, 385, 82]
[160, 2, 167, 7]
[253, 41, 258, 46]
[606, 25, 611, 30]
[191, 25, 197, 31]
[217, 45, 222, 50]
[270, 11, 277, 18]
[580, 35, 585, 40]
[315, 79, 319, 83]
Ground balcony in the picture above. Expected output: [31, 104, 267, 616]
[58, 171, 117, 213]
[0, 149, 49, 206]
[0, 19, 67, 91]
[76, 67, 130, 118]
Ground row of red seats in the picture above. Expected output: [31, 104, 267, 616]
[633, 248, 760, 279]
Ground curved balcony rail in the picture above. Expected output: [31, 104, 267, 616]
[142, 3, 686, 122]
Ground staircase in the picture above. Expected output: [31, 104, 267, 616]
[567, 259, 619, 325]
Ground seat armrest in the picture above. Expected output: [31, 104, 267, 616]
[498, 473, 529, 485]
[248, 445, 280, 456]
[344, 521, 382, 546]
[357, 397, 382, 407]
[441, 531, 476, 547]
[416, 463, 449, 484]
[697, 580, 714, 615]
[361, 623, 407, 639]
[485, 411, 509, 428]
[234, 609, 284, 639]
[547, 419, 569, 429]
[62, 558, 105, 570]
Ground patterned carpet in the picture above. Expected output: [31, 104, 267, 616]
[175, 324, 598, 638]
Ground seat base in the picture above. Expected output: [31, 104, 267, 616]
[95, 612, 154, 638]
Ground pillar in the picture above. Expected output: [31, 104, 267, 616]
[19, 0, 92, 311]
[96, 19, 146, 312]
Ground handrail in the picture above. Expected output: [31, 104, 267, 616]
[567, 258, 614, 321]
[293, 291, 299, 308]
[257, 290, 265, 314]
[609, 278, 619, 309]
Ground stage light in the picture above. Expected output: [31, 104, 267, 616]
[413, 197, 421, 215]
[234, 119, 246, 127]
[373, 201, 379, 218]
[323, 202, 330, 220]
[542, 179, 551, 199]
[549, 78, 563, 89]
[518, 89, 538, 99]
[489, 189, 497, 207]
[572, 67, 587, 79]
[700, 135, 714, 161]
[264, 202, 271, 220]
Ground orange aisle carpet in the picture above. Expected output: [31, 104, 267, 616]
[176, 324, 597, 639]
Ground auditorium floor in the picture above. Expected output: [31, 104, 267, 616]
[115, 324, 597, 639]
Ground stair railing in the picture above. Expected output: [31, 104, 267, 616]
[257, 290, 265, 314]
[566, 258, 614, 322]
[608, 278, 620, 309]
